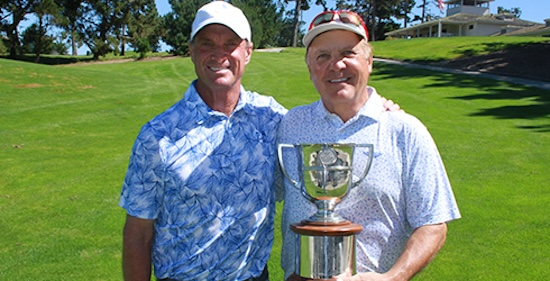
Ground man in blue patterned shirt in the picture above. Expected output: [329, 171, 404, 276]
[119, 2, 286, 280]
[278, 10, 461, 280]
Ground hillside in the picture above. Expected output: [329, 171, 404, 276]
[371, 37, 550, 82]
[434, 41, 550, 82]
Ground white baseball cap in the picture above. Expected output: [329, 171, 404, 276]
[190, 1, 251, 42]
[303, 11, 368, 48]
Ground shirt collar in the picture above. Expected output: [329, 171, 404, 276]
[313, 86, 384, 126]
[183, 80, 250, 123]
[361, 86, 384, 122]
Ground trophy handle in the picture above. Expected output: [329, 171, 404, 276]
[351, 143, 374, 188]
[278, 143, 301, 190]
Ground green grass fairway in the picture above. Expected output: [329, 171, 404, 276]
[370, 36, 550, 62]
[1, 39, 549, 280]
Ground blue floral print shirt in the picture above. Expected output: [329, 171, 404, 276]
[120, 81, 287, 280]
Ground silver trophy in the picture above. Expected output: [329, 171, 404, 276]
[278, 143, 374, 280]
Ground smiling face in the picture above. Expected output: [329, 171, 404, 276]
[306, 29, 373, 121]
[189, 24, 253, 96]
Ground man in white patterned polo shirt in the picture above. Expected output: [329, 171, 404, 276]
[278, 10, 461, 281]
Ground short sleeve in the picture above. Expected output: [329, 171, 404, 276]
[119, 124, 165, 219]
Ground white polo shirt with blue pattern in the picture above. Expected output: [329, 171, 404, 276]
[120, 81, 287, 280]
[277, 87, 461, 278]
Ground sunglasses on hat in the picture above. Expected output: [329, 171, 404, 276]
[309, 10, 368, 36]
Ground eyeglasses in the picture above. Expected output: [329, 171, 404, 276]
[309, 10, 368, 36]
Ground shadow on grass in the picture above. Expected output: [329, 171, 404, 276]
[373, 63, 550, 133]
[398, 41, 550, 82]
[451, 41, 535, 58]
[0, 52, 176, 65]
[399, 42, 544, 64]
[0, 54, 96, 65]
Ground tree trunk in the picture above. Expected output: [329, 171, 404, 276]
[422, 0, 426, 22]
[120, 25, 126, 56]
[292, 0, 302, 47]
[71, 25, 78, 56]
[7, 25, 20, 57]
[34, 15, 44, 63]
[8, 13, 24, 57]
[370, 0, 376, 42]
[404, 0, 408, 28]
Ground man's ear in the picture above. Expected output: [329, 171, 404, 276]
[245, 42, 253, 64]
[367, 55, 373, 74]
[188, 43, 194, 63]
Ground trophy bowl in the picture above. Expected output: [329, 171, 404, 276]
[278, 143, 374, 224]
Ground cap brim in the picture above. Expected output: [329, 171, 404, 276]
[303, 22, 367, 48]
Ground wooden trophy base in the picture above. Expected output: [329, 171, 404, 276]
[290, 220, 362, 237]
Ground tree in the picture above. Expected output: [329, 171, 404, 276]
[395, 0, 416, 28]
[285, 0, 310, 47]
[276, 10, 304, 47]
[418, 0, 427, 22]
[162, 0, 209, 55]
[290, 0, 303, 47]
[76, 0, 120, 59]
[20, 22, 55, 54]
[30, 0, 58, 62]
[415, 0, 440, 24]
[284, 0, 330, 47]
[51, 37, 68, 54]
[232, 0, 285, 48]
[352, 0, 403, 41]
[0, 38, 7, 54]
[1, 0, 37, 57]
[126, 0, 160, 58]
[20, 23, 67, 55]
[497, 6, 522, 18]
[53, 0, 84, 56]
